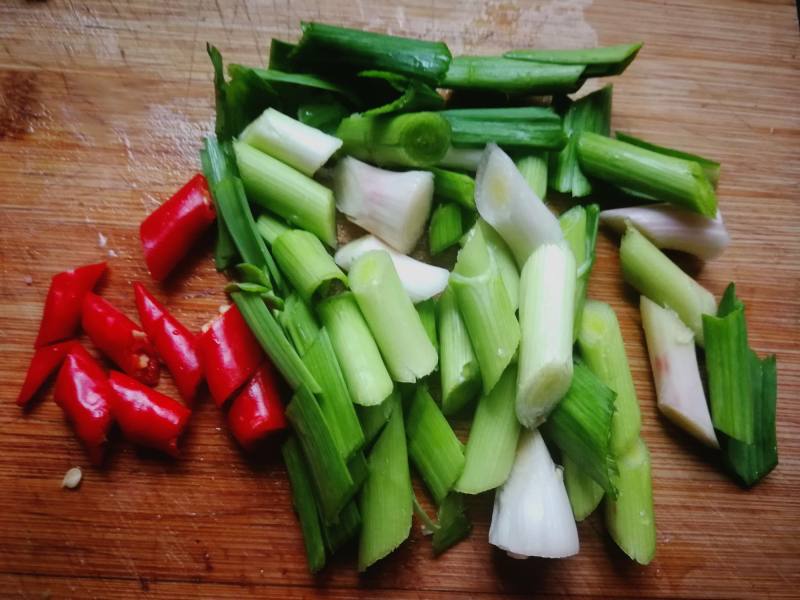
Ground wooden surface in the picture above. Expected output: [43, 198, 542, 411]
[1, 0, 799, 598]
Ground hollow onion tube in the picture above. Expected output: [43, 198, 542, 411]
[515, 153, 548, 200]
[415, 299, 438, 354]
[620, 225, 716, 345]
[406, 386, 465, 504]
[357, 389, 400, 446]
[456, 365, 521, 494]
[441, 107, 565, 151]
[443, 56, 585, 95]
[615, 131, 720, 187]
[577, 131, 717, 217]
[336, 112, 451, 168]
[234, 141, 337, 247]
[475, 143, 563, 267]
[478, 220, 520, 311]
[282, 436, 326, 573]
[302, 328, 366, 460]
[334, 235, 449, 303]
[239, 107, 343, 176]
[272, 229, 347, 304]
[437, 146, 484, 172]
[504, 42, 643, 77]
[563, 456, 604, 521]
[489, 429, 579, 559]
[333, 157, 433, 254]
[516, 242, 576, 427]
[604, 437, 656, 565]
[640, 297, 718, 448]
[285, 386, 355, 523]
[318, 292, 394, 407]
[437, 287, 481, 416]
[450, 224, 520, 394]
[578, 300, 641, 456]
[349, 250, 438, 383]
[600, 203, 730, 260]
[294, 22, 452, 87]
[255, 213, 290, 246]
[358, 406, 413, 571]
[560, 204, 600, 339]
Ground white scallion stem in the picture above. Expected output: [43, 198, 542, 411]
[475, 144, 563, 267]
[600, 203, 730, 260]
[334, 235, 448, 303]
[640, 296, 718, 447]
[489, 429, 579, 559]
[240, 107, 343, 176]
[437, 146, 484, 171]
[516, 242, 576, 427]
[333, 157, 433, 254]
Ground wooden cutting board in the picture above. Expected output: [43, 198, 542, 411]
[1, 1, 798, 597]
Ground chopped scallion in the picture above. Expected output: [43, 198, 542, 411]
[429, 203, 464, 256]
[563, 456, 604, 521]
[437, 286, 481, 416]
[272, 229, 347, 304]
[430, 167, 476, 210]
[443, 56, 585, 95]
[504, 42, 643, 77]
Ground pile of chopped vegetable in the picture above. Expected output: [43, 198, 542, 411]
[17, 21, 778, 573]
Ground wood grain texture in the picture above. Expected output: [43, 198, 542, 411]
[1, 0, 799, 598]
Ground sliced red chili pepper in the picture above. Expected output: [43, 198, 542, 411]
[197, 305, 263, 407]
[82, 292, 160, 386]
[139, 173, 216, 281]
[108, 371, 191, 457]
[133, 282, 203, 404]
[17, 340, 78, 407]
[34, 262, 107, 347]
[53, 345, 114, 465]
[227, 361, 287, 450]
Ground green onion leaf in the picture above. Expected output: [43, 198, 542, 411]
[578, 300, 642, 456]
[505, 42, 643, 77]
[234, 141, 337, 247]
[231, 291, 320, 393]
[703, 283, 754, 443]
[357, 389, 401, 447]
[450, 224, 520, 394]
[563, 456, 604, 521]
[443, 56, 585, 95]
[430, 167, 476, 210]
[560, 204, 600, 339]
[415, 298, 439, 355]
[437, 286, 481, 416]
[550, 85, 612, 197]
[322, 500, 361, 554]
[542, 361, 618, 497]
[277, 293, 320, 357]
[318, 292, 394, 407]
[429, 203, 464, 256]
[406, 386, 465, 504]
[349, 250, 438, 383]
[358, 406, 413, 571]
[604, 437, 656, 565]
[723, 352, 778, 486]
[620, 224, 716, 344]
[302, 328, 365, 460]
[285, 386, 355, 523]
[432, 493, 472, 555]
[282, 437, 326, 573]
[577, 131, 717, 217]
[477, 220, 520, 312]
[200, 145, 238, 270]
[455, 365, 521, 494]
